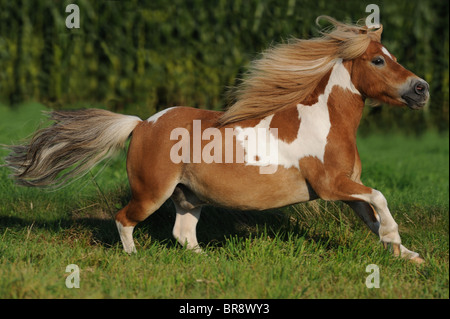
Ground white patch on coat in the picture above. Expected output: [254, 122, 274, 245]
[116, 221, 136, 253]
[351, 190, 401, 244]
[234, 59, 360, 170]
[146, 107, 176, 123]
[234, 115, 277, 166]
[381, 46, 393, 60]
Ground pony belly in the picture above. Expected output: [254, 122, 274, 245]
[181, 163, 312, 211]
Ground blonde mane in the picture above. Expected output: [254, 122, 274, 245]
[218, 16, 383, 126]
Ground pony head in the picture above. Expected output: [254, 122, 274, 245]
[311, 16, 429, 110]
[350, 31, 429, 110]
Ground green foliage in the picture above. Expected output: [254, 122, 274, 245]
[0, 0, 448, 130]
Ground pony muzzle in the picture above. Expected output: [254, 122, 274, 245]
[401, 78, 429, 110]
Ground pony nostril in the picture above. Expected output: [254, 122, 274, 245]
[414, 81, 428, 95]
[415, 84, 424, 94]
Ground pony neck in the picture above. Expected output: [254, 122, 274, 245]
[296, 58, 365, 137]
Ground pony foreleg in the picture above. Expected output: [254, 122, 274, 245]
[345, 201, 424, 263]
[172, 205, 202, 253]
[338, 188, 400, 249]
[309, 174, 423, 263]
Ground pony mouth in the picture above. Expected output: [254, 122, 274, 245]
[401, 95, 427, 110]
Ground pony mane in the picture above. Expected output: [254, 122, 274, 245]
[218, 16, 383, 126]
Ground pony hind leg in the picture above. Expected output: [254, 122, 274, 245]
[114, 117, 183, 253]
[115, 199, 161, 254]
[115, 182, 177, 253]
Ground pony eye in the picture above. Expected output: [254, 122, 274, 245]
[371, 56, 385, 66]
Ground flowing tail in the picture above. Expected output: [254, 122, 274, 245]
[4, 108, 142, 188]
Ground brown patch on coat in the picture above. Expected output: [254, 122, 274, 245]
[269, 107, 300, 143]
[301, 69, 332, 106]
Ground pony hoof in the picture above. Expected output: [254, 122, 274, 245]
[410, 256, 425, 265]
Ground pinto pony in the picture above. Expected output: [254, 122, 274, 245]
[5, 17, 429, 263]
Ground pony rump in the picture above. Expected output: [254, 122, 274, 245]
[4, 109, 141, 188]
[218, 16, 383, 126]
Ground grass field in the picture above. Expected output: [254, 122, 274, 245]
[0, 102, 448, 299]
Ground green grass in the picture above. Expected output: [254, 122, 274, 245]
[0, 102, 448, 299]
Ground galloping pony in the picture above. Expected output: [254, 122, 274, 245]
[5, 17, 429, 263]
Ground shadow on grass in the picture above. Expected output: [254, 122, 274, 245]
[0, 195, 351, 252]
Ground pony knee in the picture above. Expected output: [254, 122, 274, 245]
[370, 190, 388, 210]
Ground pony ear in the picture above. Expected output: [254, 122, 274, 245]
[371, 25, 383, 42]
[373, 25, 383, 36]
[360, 24, 383, 42]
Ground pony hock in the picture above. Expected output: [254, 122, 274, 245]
[5, 16, 429, 264]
